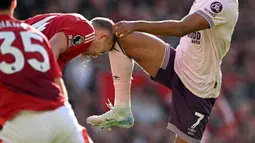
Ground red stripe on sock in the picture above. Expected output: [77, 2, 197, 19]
[82, 128, 90, 143]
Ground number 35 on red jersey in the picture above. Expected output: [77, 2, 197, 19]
[0, 15, 63, 100]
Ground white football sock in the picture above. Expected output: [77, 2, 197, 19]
[109, 43, 134, 109]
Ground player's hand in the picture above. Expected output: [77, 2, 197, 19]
[113, 21, 135, 38]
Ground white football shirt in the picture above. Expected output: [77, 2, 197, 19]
[174, 0, 239, 98]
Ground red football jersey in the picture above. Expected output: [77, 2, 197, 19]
[0, 15, 65, 126]
[25, 13, 95, 70]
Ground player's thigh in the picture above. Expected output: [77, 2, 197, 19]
[123, 42, 166, 77]
[0, 110, 52, 143]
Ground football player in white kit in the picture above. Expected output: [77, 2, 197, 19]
[87, 0, 239, 142]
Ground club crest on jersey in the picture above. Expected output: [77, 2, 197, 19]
[210, 2, 223, 13]
[72, 35, 85, 46]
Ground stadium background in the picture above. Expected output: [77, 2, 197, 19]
[15, 0, 254, 143]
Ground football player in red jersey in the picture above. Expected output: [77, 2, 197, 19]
[0, 0, 92, 143]
[25, 13, 113, 71]
[24, 13, 119, 143]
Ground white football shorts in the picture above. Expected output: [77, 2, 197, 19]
[0, 103, 93, 143]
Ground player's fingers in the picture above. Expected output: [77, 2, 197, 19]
[113, 22, 124, 30]
[112, 24, 119, 29]
[113, 22, 121, 27]
[119, 30, 129, 38]
[113, 24, 125, 34]
[115, 30, 124, 37]
[118, 30, 128, 38]
[114, 26, 126, 37]
[119, 33, 126, 38]
[113, 26, 120, 35]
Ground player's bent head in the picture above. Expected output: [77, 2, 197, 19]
[0, 0, 16, 10]
[85, 17, 115, 57]
[91, 17, 114, 31]
[91, 17, 115, 41]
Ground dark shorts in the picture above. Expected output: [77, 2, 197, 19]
[151, 45, 216, 143]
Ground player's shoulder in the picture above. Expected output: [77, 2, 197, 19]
[61, 13, 92, 27]
[0, 16, 36, 33]
[60, 13, 88, 21]
[24, 13, 60, 23]
[0, 16, 49, 47]
[60, 13, 94, 33]
[196, 0, 238, 23]
[202, 0, 238, 13]
[24, 23, 49, 41]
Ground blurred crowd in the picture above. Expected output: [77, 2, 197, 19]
[15, 0, 255, 143]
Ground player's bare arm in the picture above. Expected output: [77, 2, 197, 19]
[113, 12, 210, 38]
[49, 32, 68, 59]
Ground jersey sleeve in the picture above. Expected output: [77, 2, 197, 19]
[58, 16, 95, 50]
[196, 0, 230, 28]
[54, 14, 95, 69]
[43, 35, 62, 78]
